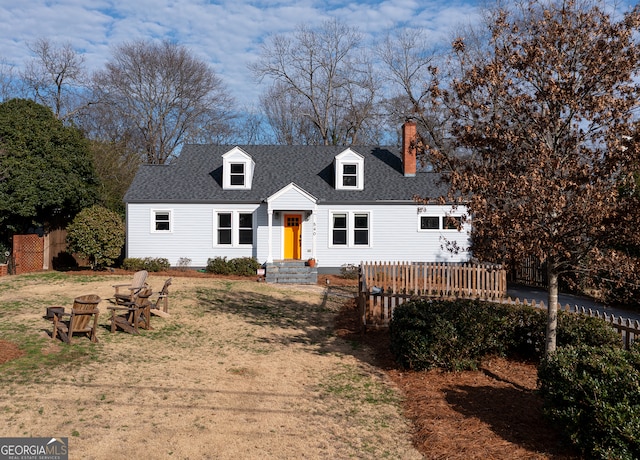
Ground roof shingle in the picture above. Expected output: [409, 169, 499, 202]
[124, 145, 450, 204]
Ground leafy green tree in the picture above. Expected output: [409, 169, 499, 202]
[66, 205, 124, 269]
[0, 98, 99, 243]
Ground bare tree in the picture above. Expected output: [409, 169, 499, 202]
[424, 0, 640, 354]
[252, 19, 382, 145]
[91, 40, 235, 164]
[378, 29, 437, 118]
[0, 59, 20, 102]
[261, 81, 320, 145]
[22, 38, 87, 119]
[231, 105, 274, 145]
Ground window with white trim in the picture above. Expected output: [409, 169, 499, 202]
[152, 210, 172, 233]
[238, 213, 253, 244]
[217, 212, 232, 245]
[330, 211, 370, 247]
[353, 213, 369, 245]
[222, 147, 254, 190]
[419, 216, 440, 230]
[215, 211, 254, 246]
[332, 213, 347, 245]
[443, 215, 463, 230]
[230, 163, 245, 186]
[334, 149, 364, 190]
[342, 164, 358, 187]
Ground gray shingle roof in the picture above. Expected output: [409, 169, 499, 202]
[124, 145, 450, 204]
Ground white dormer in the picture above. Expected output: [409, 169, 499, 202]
[222, 147, 255, 190]
[334, 148, 364, 191]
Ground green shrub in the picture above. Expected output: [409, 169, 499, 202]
[538, 344, 640, 459]
[205, 257, 231, 275]
[389, 299, 624, 371]
[228, 257, 261, 276]
[389, 300, 508, 371]
[557, 313, 622, 348]
[66, 205, 125, 269]
[205, 256, 261, 276]
[500, 304, 547, 360]
[121, 258, 145, 271]
[121, 257, 170, 272]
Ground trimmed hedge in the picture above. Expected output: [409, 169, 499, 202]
[538, 344, 640, 459]
[122, 257, 170, 272]
[389, 299, 621, 371]
[205, 257, 261, 276]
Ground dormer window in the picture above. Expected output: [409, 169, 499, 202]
[222, 147, 254, 190]
[342, 164, 357, 187]
[335, 148, 364, 190]
[230, 163, 245, 186]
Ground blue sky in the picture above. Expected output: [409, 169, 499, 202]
[0, 0, 481, 106]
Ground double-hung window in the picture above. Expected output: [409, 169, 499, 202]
[443, 216, 463, 230]
[230, 163, 245, 186]
[151, 210, 172, 233]
[217, 213, 232, 244]
[419, 216, 440, 230]
[332, 213, 348, 245]
[330, 211, 370, 247]
[353, 213, 369, 245]
[342, 164, 358, 187]
[238, 213, 253, 244]
[215, 211, 254, 246]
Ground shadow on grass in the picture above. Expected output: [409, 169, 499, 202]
[195, 284, 353, 353]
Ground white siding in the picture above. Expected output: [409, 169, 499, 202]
[127, 203, 260, 267]
[269, 186, 315, 210]
[312, 203, 470, 267]
[127, 202, 470, 268]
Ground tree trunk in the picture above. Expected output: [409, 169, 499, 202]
[545, 267, 559, 356]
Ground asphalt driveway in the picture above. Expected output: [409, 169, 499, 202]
[507, 284, 640, 322]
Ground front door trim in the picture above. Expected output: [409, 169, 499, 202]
[283, 213, 302, 260]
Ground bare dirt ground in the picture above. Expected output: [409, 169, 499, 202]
[0, 270, 578, 459]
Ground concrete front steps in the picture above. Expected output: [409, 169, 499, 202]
[265, 260, 318, 284]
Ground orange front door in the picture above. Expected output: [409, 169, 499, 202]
[283, 214, 301, 259]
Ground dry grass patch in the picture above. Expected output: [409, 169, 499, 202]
[0, 272, 420, 459]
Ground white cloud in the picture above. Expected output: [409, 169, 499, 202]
[1, 0, 480, 106]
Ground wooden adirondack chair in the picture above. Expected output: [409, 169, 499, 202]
[52, 295, 101, 344]
[151, 278, 172, 315]
[107, 288, 153, 335]
[113, 270, 148, 305]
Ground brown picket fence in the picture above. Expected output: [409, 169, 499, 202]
[359, 261, 507, 299]
[357, 263, 640, 348]
[358, 261, 507, 330]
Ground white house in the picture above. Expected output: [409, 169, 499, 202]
[123, 122, 471, 273]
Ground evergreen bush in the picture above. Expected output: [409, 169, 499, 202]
[389, 299, 623, 371]
[66, 205, 124, 269]
[205, 257, 231, 275]
[538, 344, 640, 459]
[205, 256, 261, 276]
[121, 257, 170, 272]
[228, 257, 262, 276]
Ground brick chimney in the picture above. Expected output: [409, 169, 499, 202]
[401, 120, 417, 177]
